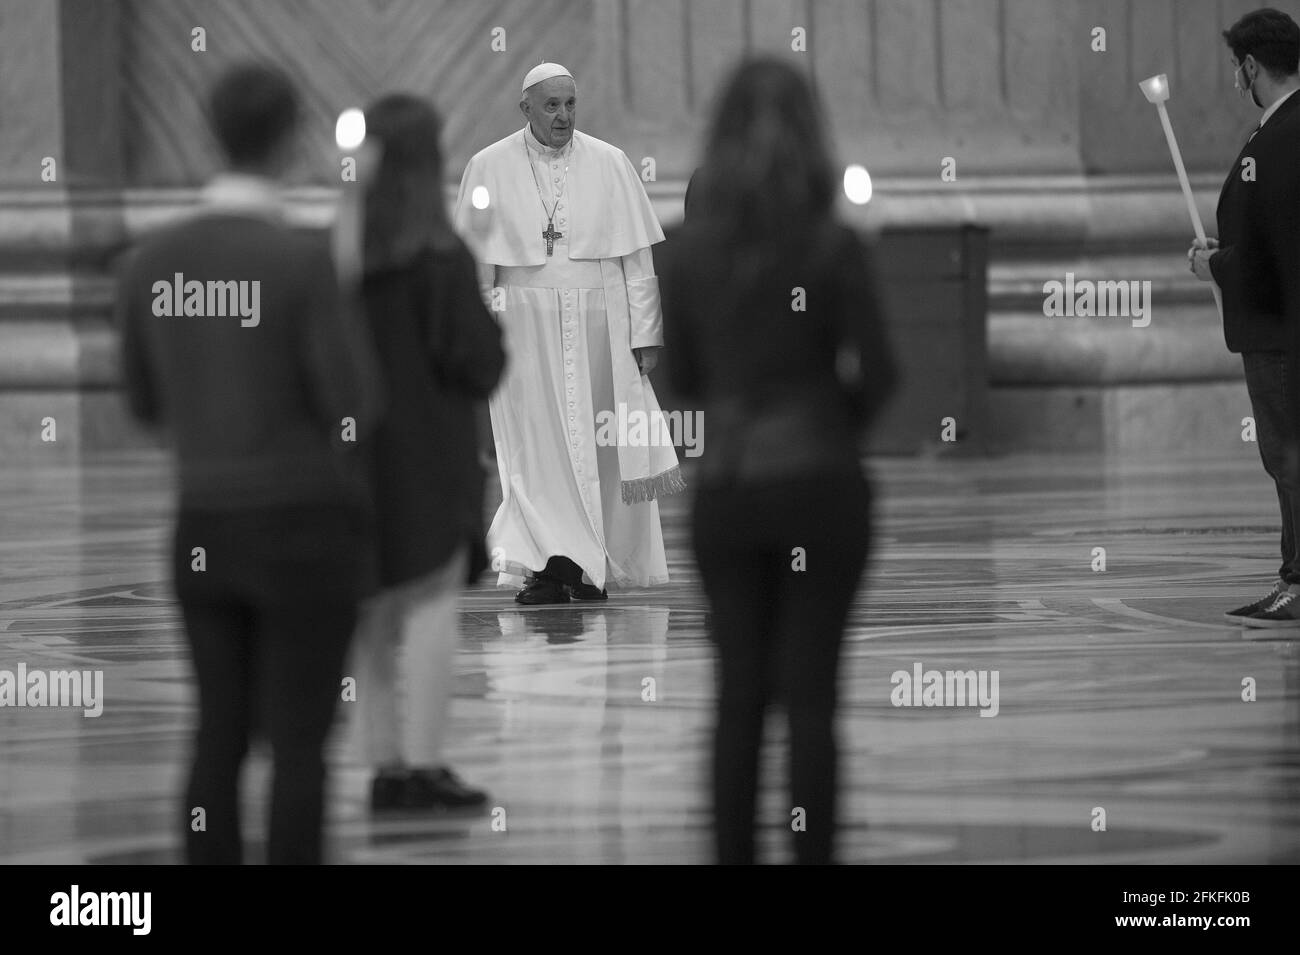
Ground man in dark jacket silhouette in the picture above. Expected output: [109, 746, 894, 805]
[117, 63, 381, 862]
[1192, 9, 1300, 629]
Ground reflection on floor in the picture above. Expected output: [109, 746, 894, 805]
[1, 450, 1297, 864]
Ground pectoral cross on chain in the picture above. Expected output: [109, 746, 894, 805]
[525, 133, 571, 256]
[543, 219, 563, 256]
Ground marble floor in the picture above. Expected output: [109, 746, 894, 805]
[1, 449, 1297, 864]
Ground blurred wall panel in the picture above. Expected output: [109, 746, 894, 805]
[100, 0, 1299, 186]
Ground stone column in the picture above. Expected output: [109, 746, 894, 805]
[0, 0, 127, 460]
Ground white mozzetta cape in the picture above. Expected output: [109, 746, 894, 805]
[453, 128, 664, 266]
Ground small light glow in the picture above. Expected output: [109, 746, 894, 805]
[335, 108, 366, 150]
[1139, 74, 1169, 104]
[471, 186, 491, 210]
[843, 164, 873, 205]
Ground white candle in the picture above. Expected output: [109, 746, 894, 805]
[1140, 74, 1223, 320]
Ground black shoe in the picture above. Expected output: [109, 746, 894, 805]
[515, 575, 570, 605]
[1242, 589, 1300, 630]
[1225, 581, 1287, 624]
[370, 767, 489, 812]
[567, 582, 608, 601]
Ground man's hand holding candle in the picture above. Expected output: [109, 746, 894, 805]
[1188, 236, 1220, 281]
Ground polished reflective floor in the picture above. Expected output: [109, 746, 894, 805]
[1, 450, 1297, 864]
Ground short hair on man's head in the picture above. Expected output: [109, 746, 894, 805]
[1223, 8, 1300, 78]
[207, 63, 300, 166]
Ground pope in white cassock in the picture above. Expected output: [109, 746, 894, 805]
[454, 62, 684, 605]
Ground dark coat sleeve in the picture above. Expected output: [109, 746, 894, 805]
[658, 232, 704, 400]
[1209, 180, 1259, 317]
[832, 229, 898, 428]
[1210, 122, 1300, 338]
[1259, 136, 1300, 338]
[426, 244, 506, 399]
[298, 238, 385, 441]
[115, 247, 161, 426]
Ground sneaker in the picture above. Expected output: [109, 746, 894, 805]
[1241, 590, 1300, 629]
[1225, 580, 1287, 624]
[370, 767, 489, 812]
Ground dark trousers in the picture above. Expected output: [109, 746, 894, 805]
[1243, 351, 1300, 585]
[692, 471, 872, 865]
[173, 503, 369, 864]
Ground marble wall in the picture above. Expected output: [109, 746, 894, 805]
[2, 0, 1298, 456]
[3, 0, 1291, 191]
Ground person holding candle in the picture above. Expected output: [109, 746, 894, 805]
[1188, 9, 1300, 629]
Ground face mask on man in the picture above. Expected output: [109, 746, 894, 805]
[1234, 59, 1263, 108]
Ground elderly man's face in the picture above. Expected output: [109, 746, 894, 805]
[521, 77, 577, 149]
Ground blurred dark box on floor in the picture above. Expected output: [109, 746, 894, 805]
[871, 225, 990, 455]
[651, 224, 990, 459]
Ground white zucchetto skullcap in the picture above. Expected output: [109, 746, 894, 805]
[522, 62, 574, 92]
